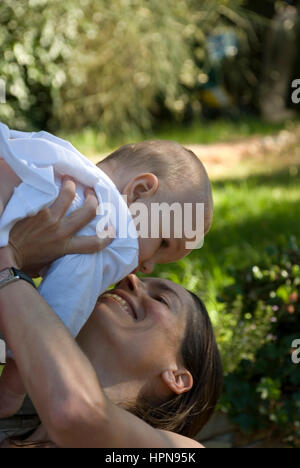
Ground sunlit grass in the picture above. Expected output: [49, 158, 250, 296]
[152, 160, 300, 363]
[62, 119, 300, 360]
[152, 117, 294, 145]
[59, 117, 296, 157]
[2, 121, 298, 377]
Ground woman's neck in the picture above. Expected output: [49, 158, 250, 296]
[76, 315, 143, 406]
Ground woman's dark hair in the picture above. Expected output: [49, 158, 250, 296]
[127, 291, 223, 439]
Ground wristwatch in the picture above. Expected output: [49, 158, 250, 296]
[0, 268, 36, 290]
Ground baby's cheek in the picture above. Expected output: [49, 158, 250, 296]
[138, 238, 158, 263]
[137, 238, 146, 262]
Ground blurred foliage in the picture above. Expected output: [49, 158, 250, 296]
[0, 0, 258, 136]
[0, 0, 79, 129]
[218, 237, 300, 445]
[1, 0, 299, 442]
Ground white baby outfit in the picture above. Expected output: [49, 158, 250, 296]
[0, 123, 139, 337]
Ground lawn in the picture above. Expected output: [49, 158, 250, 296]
[2, 158, 299, 376]
[1, 120, 299, 377]
[0, 121, 299, 452]
[59, 117, 296, 157]
[59, 118, 300, 371]
[149, 131, 300, 372]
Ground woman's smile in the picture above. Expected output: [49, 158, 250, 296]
[102, 291, 138, 321]
[96, 275, 188, 338]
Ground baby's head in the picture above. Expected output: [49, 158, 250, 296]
[100, 140, 213, 274]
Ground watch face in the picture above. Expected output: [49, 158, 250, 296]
[0, 269, 11, 282]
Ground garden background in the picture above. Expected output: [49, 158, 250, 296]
[0, 0, 299, 448]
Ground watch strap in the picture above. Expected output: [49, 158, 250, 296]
[0, 267, 36, 290]
[12, 268, 36, 289]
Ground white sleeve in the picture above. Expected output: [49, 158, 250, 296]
[0, 123, 99, 195]
[38, 243, 138, 337]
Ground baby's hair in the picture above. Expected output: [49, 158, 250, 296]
[103, 140, 213, 234]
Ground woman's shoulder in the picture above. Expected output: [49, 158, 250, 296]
[159, 430, 205, 448]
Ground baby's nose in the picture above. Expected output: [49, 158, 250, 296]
[139, 260, 155, 275]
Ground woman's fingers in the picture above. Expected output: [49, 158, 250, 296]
[50, 177, 76, 221]
[52, 183, 115, 255]
[8, 179, 114, 273]
[63, 186, 115, 253]
[63, 188, 100, 237]
[65, 228, 115, 255]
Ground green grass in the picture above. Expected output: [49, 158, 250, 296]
[152, 163, 300, 330]
[151, 117, 294, 145]
[61, 117, 300, 360]
[3, 120, 298, 376]
[1, 122, 298, 430]
[59, 117, 296, 157]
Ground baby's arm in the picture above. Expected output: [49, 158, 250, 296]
[0, 358, 26, 418]
[0, 159, 21, 216]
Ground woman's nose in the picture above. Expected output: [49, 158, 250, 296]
[126, 274, 141, 294]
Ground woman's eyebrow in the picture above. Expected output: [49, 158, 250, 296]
[159, 284, 182, 313]
[145, 279, 182, 310]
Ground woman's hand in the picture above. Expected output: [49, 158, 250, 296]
[6, 178, 114, 276]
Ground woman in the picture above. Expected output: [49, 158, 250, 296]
[0, 180, 222, 448]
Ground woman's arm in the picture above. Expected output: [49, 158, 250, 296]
[0, 268, 201, 448]
[0, 179, 114, 420]
[0, 185, 201, 448]
[0, 266, 106, 444]
[0, 179, 109, 445]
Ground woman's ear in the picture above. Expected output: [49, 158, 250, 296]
[161, 369, 193, 395]
[122, 173, 159, 204]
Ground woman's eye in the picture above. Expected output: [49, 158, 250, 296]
[155, 296, 168, 306]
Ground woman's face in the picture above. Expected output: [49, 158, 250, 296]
[84, 275, 196, 381]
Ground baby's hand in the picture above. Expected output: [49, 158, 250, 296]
[0, 358, 26, 419]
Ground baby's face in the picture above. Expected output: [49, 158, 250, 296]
[137, 235, 191, 275]
[123, 172, 205, 274]
[131, 188, 195, 274]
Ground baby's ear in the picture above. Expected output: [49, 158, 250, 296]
[123, 173, 159, 203]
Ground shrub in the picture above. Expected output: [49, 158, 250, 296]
[0, 0, 254, 136]
[219, 237, 300, 446]
[0, 0, 80, 129]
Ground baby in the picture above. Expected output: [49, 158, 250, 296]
[0, 122, 213, 417]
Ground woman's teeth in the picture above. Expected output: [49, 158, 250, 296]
[103, 293, 131, 316]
